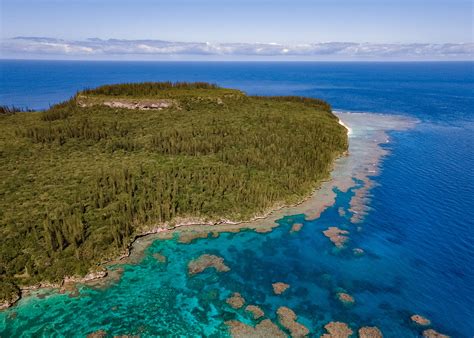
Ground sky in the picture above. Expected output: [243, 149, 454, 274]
[1, 0, 473, 60]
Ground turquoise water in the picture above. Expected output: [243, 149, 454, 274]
[3, 184, 427, 337]
[0, 61, 473, 337]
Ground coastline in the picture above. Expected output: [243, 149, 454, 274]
[122, 111, 415, 262]
[4, 111, 416, 310]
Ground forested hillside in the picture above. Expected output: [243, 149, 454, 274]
[0, 82, 347, 301]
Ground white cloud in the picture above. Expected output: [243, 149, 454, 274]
[1, 37, 473, 60]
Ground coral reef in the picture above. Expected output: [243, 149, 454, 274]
[323, 227, 349, 248]
[245, 305, 265, 319]
[226, 319, 286, 338]
[321, 321, 353, 338]
[290, 223, 304, 233]
[86, 330, 107, 338]
[358, 326, 383, 338]
[272, 282, 290, 295]
[277, 306, 310, 337]
[411, 314, 431, 326]
[337, 292, 355, 305]
[226, 292, 245, 309]
[153, 252, 167, 263]
[422, 329, 449, 338]
[178, 231, 209, 244]
[187, 254, 230, 275]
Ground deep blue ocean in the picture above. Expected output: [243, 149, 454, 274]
[0, 61, 473, 337]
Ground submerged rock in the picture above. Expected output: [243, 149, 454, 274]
[338, 207, 346, 217]
[153, 252, 167, 263]
[337, 292, 355, 305]
[187, 254, 230, 275]
[411, 314, 431, 326]
[321, 321, 353, 338]
[255, 227, 273, 233]
[290, 223, 304, 233]
[323, 227, 349, 248]
[226, 292, 245, 309]
[86, 330, 107, 338]
[59, 281, 77, 295]
[422, 329, 450, 338]
[277, 306, 310, 337]
[178, 231, 209, 244]
[226, 319, 286, 338]
[272, 282, 290, 295]
[245, 305, 265, 319]
[358, 326, 383, 338]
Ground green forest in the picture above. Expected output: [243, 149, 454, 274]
[0, 82, 348, 302]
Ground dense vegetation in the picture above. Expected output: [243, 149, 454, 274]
[0, 82, 347, 301]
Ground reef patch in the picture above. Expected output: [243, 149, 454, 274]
[272, 282, 290, 295]
[321, 321, 353, 338]
[187, 254, 230, 275]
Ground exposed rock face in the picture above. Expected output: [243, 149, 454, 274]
[226, 292, 245, 309]
[153, 252, 167, 263]
[102, 99, 175, 110]
[272, 282, 290, 295]
[245, 305, 265, 319]
[321, 321, 353, 338]
[411, 314, 431, 326]
[0, 291, 20, 310]
[187, 254, 230, 275]
[86, 330, 107, 338]
[422, 329, 450, 338]
[337, 292, 355, 305]
[178, 231, 209, 244]
[290, 223, 304, 233]
[323, 227, 349, 248]
[359, 326, 383, 338]
[64, 270, 108, 283]
[226, 319, 286, 338]
[277, 306, 310, 337]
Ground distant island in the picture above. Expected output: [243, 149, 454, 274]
[0, 82, 348, 308]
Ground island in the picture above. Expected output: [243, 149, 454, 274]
[0, 82, 348, 307]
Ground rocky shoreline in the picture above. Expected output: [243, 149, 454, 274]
[1, 112, 415, 312]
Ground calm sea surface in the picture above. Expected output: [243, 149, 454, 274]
[0, 61, 473, 337]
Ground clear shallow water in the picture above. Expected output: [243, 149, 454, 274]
[0, 61, 473, 337]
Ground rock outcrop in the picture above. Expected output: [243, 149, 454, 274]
[0, 290, 20, 310]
